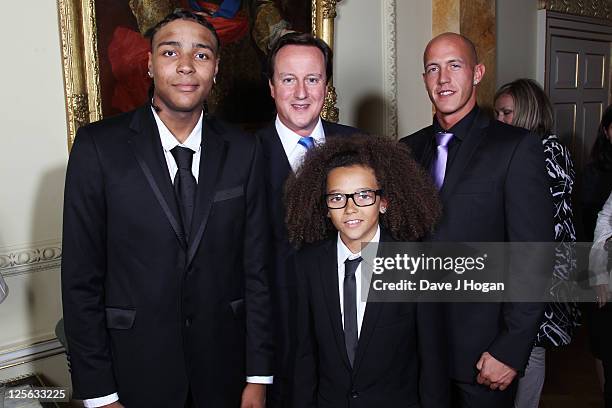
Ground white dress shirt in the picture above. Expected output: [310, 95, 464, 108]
[336, 226, 380, 338]
[83, 109, 270, 408]
[589, 191, 612, 292]
[275, 116, 325, 172]
[153, 108, 203, 181]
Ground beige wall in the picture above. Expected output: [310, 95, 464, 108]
[397, 0, 434, 135]
[335, 0, 433, 137]
[0, 0, 68, 385]
[335, 0, 385, 134]
[496, 0, 540, 88]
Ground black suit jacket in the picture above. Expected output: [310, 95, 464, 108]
[292, 233, 449, 408]
[61, 105, 273, 407]
[400, 110, 554, 382]
[257, 120, 358, 406]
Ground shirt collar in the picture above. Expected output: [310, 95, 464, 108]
[337, 225, 381, 262]
[152, 108, 203, 153]
[275, 115, 325, 155]
[433, 105, 479, 142]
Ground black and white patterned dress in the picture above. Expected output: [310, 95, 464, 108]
[535, 134, 581, 348]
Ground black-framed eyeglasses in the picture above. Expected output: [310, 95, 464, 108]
[324, 189, 384, 209]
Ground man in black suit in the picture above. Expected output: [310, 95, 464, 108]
[400, 32, 554, 407]
[62, 10, 272, 408]
[256, 32, 357, 407]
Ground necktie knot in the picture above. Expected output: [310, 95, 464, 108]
[435, 131, 454, 147]
[171, 146, 195, 171]
[344, 256, 363, 278]
[298, 136, 315, 150]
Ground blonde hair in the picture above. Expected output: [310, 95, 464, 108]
[494, 78, 553, 137]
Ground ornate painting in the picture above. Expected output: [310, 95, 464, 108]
[58, 0, 341, 148]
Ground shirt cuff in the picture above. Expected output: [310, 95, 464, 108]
[246, 376, 273, 384]
[83, 393, 119, 407]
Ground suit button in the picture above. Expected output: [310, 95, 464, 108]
[185, 317, 192, 327]
[351, 390, 359, 399]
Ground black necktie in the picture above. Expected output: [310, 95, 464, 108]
[344, 256, 362, 367]
[171, 146, 197, 238]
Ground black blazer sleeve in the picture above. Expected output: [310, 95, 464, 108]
[489, 131, 553, 370]
[61, 127, 116, 399]
[244, 137, 275, 375]
[293, 252, 318, 408]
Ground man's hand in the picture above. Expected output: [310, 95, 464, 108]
[241, 383, 266, 408]
[595, 284, 609, 308]
[476, 352, 517, 391]
[99, 402, 124, 408]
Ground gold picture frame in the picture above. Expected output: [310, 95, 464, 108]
[57, 0, 342, 150]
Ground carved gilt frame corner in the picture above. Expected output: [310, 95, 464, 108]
[313, 0, 341, 123]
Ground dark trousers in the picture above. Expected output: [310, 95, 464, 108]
[266, 381, 285, 408]
[604, 356, 612, 408]
[185, 388, 195, 408]
[451, 380, 517, 408]
[267, 284, 297, 408]
[586, 302, 612, 407]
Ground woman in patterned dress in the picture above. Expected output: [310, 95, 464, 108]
[494, 78, 580, 408]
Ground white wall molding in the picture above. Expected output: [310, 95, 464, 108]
[0, 240, 62, 278]
[0, 338, 65, 370]
[382, 0, 398, 139]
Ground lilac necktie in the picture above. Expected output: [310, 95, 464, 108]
[431, 132, 454, 189]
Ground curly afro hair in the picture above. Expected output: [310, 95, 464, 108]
[285, 134, 441, 247]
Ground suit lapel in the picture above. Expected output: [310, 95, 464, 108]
[351, 232, 391, 376]
[319, 238, 352, 371]
[128, 106, 186, 249]
[422, 126, 435, 168]
[261, 123, 292, 192]
[409, 126, 435, 169]
[186, 118, 228, 267]
[352, 301, 383, 377]
[440, 111, 489, 202]
[321, 120, 333, 137]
